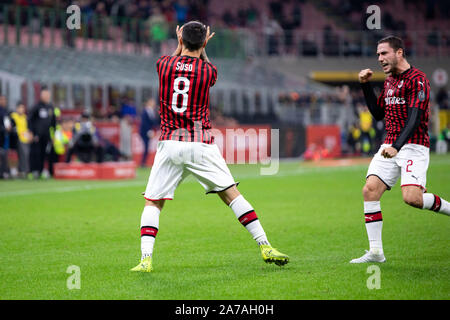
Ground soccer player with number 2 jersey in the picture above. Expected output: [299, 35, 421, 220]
[350, 36, 450, 264]
[131, 22, 289, 272]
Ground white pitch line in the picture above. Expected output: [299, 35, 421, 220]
[0, 165, 367, 198]
[0, 180, 144, 197]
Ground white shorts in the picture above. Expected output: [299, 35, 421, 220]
[144, 140, 237, 200]
[366, 143, 429, 191]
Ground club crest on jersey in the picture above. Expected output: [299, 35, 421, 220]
[387, 88, 394, 96]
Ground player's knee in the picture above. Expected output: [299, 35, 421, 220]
[145, 199, 165, 210]
[362, 183, 378, 199]
[403, 193, 422, 208]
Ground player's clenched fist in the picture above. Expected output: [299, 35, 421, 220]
[359, 69, 373, 83]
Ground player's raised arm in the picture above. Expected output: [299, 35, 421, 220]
[171, 25, 183, 56]
[200, 26, 215, 63]
[359, 68, 385, 121]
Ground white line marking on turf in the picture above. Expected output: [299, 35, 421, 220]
[0, 181, 144, 197]
[0, 165, 367, 198]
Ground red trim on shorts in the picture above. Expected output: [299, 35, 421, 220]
[401, 184, 427, 192]
[143, 197, 173, 201]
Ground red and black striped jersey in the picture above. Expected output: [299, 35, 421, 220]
[156, 55, 217, 144]
[377, 66, 430, 147]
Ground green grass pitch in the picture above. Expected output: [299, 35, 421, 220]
[0, 154, 449, 300]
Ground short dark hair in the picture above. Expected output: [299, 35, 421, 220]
[377, 36, 405, 57]
[182, 21, 207, 51]
[81, 111, 90, 119]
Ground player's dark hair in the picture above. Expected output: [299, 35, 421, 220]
[182, 21, 207, 51]
[378, 36, 405, 57]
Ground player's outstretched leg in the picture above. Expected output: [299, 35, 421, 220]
[402, 186, 450, 216]
[218, 186, 289, 266]
[131, 200, 163, 272]
[351, 176, 387, 264]
[403, 188, 450, 216]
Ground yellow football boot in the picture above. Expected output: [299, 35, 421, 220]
[260, 245, 289, 266]
[130, 256, 153, 272]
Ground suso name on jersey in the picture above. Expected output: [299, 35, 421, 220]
[176, 62, 193, 71]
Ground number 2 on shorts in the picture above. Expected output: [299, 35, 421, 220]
[406, 160, 413, 172]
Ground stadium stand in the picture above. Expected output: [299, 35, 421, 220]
[0, 0, 448, 165]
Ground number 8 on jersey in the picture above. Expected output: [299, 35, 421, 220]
[172, 77, 190, 113]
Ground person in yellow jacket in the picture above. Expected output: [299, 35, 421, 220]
[52, 116, 72, 158]
[10, 102, 32, 178]
[359, 104, 376, 155]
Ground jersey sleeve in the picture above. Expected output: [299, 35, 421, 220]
[156, 55, 169, 75]
[407, 76, 429, 110]
[209, 65, 218, 87]
[376, 83, 387, 110]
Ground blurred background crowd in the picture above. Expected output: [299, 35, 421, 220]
[0, 0, 449, 179]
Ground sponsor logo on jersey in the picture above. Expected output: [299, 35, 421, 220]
[385, 96, 406, 105]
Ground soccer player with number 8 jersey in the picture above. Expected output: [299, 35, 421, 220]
[131, 21, 289, 272]
[350, 36, 450, 264]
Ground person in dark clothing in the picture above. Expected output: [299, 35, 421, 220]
[0, 95, 12, 179]
[28, 88, 56, 179]
[139, 98, 159, 167]
[66, 112, 103, 163]
[96, 131, 125, 162]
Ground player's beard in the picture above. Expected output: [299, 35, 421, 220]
[387, 56, 399, 75]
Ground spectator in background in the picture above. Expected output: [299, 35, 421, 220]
[0, 95, 11, 179]
[47, 106, 62, 177]
[10, 101, 32, 178]
[281, 15, 296, 54]
[139, 98, 159, 167]
[436, 124, 450, 154]
[28, 87, 56, 179]
[96, 130, 125, 162]
[148, 5, 169, 55]
[357, 102, 375, 155]
[222, 10, 236, 28]
[173, 0, 189, 24]
[436, 87, 449, 109]
[346, 121, 361, 155]
[323, 25, 339, 56]
[120, 97, 138, 119]
[52, 116, 72, 163]
[161, 0, 176, 24]
[120, 114, 133, 160]
[66, 112, 103, 163]
[427, 27, 440, 46]
[292, 2, 302, 28]
[269, 0, 283, 23]
[263, 13, 283, 55]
